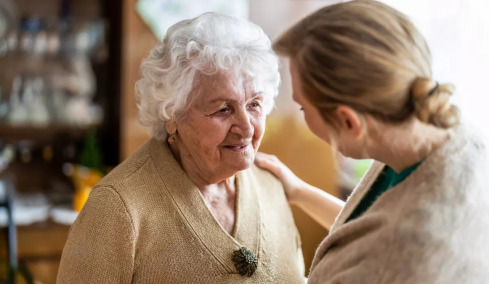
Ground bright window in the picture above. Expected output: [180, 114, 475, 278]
[381, 0, 489, 136]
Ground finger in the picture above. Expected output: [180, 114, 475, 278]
[255, 155, 273, 167]
[256, 152, 272, 159]
[255, 159, 283, 178]
[256, 152, 281, 163]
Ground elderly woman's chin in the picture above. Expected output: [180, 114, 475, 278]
[220, 143, 257, 173]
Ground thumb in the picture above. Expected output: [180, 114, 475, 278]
[254, 152, 265, 164]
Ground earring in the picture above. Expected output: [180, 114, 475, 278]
[167, 133, 176, 145]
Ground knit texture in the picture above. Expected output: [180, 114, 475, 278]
[346, 161, 422, 222]
[57, 139, 305, 283]
[309, 124, 489, 283]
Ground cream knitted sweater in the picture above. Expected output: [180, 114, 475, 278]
[309, 125, 489, 283]
[57, 139, 305, 283]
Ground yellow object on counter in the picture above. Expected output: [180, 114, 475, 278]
[68, 165, 104, 212]
[73, 185, 93, 212]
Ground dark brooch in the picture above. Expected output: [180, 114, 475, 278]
[232, 246, 258, 277]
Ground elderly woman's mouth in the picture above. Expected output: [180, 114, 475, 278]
[223, 144, 250, 151]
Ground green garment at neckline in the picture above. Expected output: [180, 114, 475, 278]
[346, 161, 422, 222]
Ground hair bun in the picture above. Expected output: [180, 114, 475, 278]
[411, 77, 459, 128]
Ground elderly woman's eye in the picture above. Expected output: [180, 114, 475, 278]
[249, 101, 261, 108]
[218, 106, 230, 113]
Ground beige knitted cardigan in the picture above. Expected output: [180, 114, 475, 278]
[308, 125, 489, 283]
[57, 139, 305, 283]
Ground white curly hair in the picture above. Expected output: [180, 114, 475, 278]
[135, 12, 280, 141]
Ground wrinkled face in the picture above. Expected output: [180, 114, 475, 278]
[289, 59, 333, 144]
[172, 73, 266, 182]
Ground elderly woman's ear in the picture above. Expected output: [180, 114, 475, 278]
[165, 120, 178, 145]
[165, 121, 178, 136]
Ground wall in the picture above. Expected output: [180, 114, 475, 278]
[121, 0, 154, 157]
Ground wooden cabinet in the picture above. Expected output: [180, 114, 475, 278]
[0, 0, 122, 283]
[0, 221, 70, 284]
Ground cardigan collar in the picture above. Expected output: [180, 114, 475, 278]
[148, 138, 261, 274]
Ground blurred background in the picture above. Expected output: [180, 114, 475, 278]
[0, 0, 487, 283]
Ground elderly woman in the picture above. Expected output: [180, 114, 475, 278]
[57, 12, 304, 283]
[256, 1, 489, 283]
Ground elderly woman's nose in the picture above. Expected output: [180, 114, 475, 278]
[231, 109, 254, 137]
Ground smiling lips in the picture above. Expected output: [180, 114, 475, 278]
[223, 144, 250, 151]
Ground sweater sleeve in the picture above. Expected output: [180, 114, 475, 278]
[308, 214, 440, 284]
[57, 186, 135, 284]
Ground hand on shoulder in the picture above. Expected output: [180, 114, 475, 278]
[254, 152, 305, 204]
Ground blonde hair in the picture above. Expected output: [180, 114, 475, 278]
[274, 0, 459, 128]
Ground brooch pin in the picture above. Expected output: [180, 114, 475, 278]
[232, 247, 257, 277]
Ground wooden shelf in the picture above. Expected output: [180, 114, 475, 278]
[0, 220, 71, 259]
[0, 123, 95, 145]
